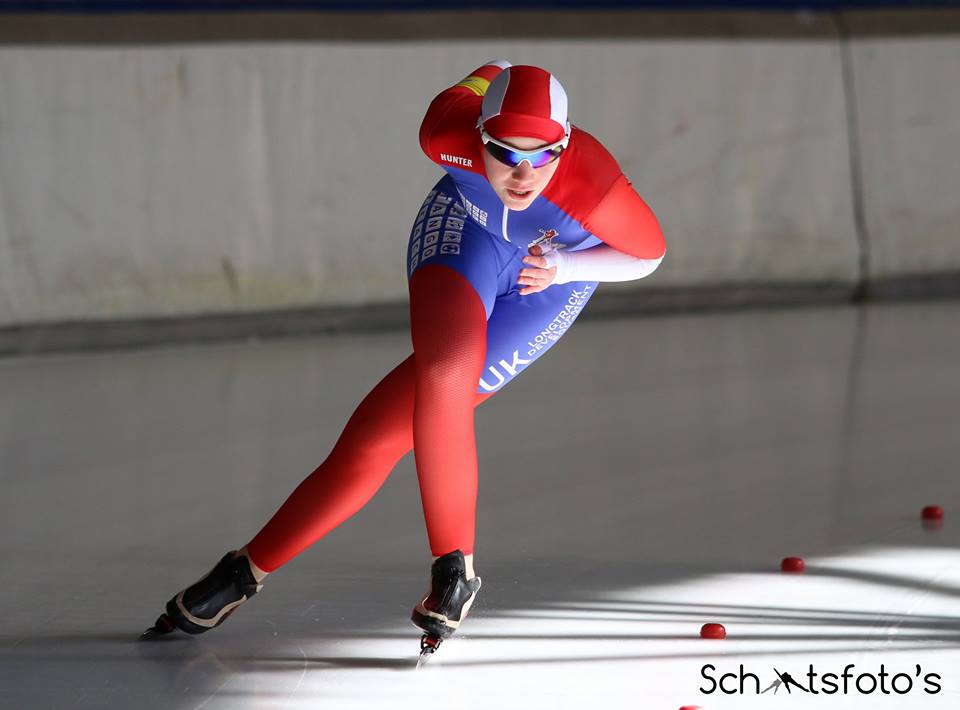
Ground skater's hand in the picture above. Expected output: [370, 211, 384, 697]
[519, 244, 557, 296]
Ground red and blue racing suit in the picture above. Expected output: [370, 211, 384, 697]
[246, 64, 666, 569]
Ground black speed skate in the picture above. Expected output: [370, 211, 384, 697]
[140, 550, 263, 639]
[411, 549, 481, 667]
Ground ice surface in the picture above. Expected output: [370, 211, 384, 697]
[2, 302, 958, 709]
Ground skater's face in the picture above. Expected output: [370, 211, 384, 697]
[482, 135, 562, 211]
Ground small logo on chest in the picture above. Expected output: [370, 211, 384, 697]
[528, 228, 564, 252]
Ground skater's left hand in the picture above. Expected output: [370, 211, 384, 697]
[519, 244, 558, 296]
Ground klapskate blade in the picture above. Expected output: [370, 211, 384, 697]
[416, 650, 435, 669]
[139, 614, 176, 640]
[416, 635, 442, 669]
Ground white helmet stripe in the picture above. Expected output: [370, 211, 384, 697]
[481, 69, 510, 123]
[548, 74, 568, 131]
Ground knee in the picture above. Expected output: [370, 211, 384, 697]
[331, 411, 411, 470]
[332, 395, 413, 465]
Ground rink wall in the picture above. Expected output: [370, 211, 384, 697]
[845, 11, 960, 296]
[0, 9, 957, 350]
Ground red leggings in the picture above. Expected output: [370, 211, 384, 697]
[246, 266, 494, 572]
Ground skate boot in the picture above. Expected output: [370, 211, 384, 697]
[140, 550, 263, 639]
[411, 549, 481, 665]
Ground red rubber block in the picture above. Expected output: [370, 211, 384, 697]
[781, 556, 805, 573]
[700, 623, 726, 639]
[922, 505, 944, 521]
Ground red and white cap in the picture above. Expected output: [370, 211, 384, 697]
[479, 65, 570, 145]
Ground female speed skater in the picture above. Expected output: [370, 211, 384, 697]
[142, 61, 667, 662]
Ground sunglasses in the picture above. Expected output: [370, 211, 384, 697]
[479, 130, 569, 169]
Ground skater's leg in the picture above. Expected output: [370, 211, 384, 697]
[405, 179, 507, 560]
[244, 354, 492, 573]
[403, 179, 602, 644]
[409, 264, 491, 560]
[409, 271, 601, 641]
[410, 258, 601, 562]
[144, 348, 494, 638]
[245, 355, 416, 572]
[244, 350, 495, 572]
[244, 178, 499, 573]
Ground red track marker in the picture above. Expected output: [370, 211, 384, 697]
[781, 556, 805, 573]
[700, 623, 726, 639]
[922, 505, 944, 521]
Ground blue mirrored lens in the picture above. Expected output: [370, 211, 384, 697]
[484, 142, 562, 169]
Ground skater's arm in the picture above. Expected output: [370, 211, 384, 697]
[582, 173, 667, 260]
[541, 128, 666, 263]
[450, 60, 511, 99]
[534, 243, 664, 285]
[522, 148, 667, 289]
[419, 60, 511, 166]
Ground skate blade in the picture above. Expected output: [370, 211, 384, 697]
[416, 635, 442, 669]
[415, 650, 434, 669]
[139, 613, 176, 640]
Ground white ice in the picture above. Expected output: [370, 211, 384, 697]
[1, 302, 958, 709]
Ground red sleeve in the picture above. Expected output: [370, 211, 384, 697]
[419, 64, 506, 173]
[543, 128, 666, 259]
[583, 175, 666, 259]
